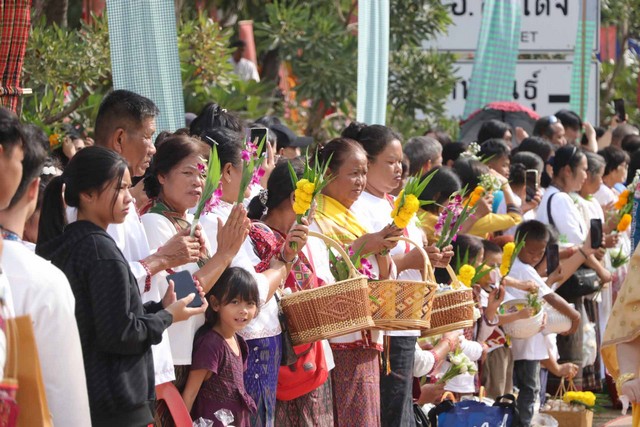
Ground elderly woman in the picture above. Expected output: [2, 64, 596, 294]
[247, 159, 333, 426]
[309, 137, 400, 427]
[140, 134, 250, 426]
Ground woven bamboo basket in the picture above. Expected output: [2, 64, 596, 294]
[368, 236, 438, 330]
[422, 265, 475, 337]
[280, 231, 374, 345]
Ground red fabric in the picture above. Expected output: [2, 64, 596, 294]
[600, 26, 618, 62]
[0, 0, 32, 112]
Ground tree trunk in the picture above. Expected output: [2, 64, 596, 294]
[44, 0, 69, 27]
[306, 99, 329, 139]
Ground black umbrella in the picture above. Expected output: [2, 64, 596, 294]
[460, 101, 540, 144]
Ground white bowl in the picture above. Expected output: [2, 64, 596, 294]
[501, 299, 545, 339]
[543, 303, 574, 335]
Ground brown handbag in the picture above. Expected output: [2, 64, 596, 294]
[6, 316, 53, 427]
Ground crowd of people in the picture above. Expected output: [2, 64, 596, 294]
[0, 89, 639, 427]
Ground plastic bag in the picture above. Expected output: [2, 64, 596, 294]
[192, 418, 214, 427]
[214, 409, 235, 426]
[581, 321, 597, 368]
[531, 413, 559, 427]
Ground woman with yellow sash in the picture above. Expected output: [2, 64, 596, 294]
[602, 243, 640, 426]
[310, 137, 401, 427]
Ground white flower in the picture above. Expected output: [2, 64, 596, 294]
[450, 355, 463, 365]
[459, 364, 468, 374]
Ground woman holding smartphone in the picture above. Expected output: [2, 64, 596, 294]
[37, 147, 207, 427]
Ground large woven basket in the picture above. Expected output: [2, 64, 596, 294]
[280, 231, 374, 345]
[422, 265, 475, 337]
[368, 236, 438, 330]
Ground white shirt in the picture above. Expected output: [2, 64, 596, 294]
[536, 186, 587, 246]
[2, 240, 92, 427]
[199, 202, 280, 340]
[309, 222, 383, 347]
[505, 258, 552, 361]
[351, 191, 424, 337]
[435, 334, 483, 393]
[593, 183, 617, 207]
[229, 57, 260, 82]
[497, 193, 536, 236]
[70, 204, 175, 383]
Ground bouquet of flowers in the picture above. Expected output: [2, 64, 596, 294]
[611, 247, 630, 268]
[190, 145, 221, 237]
[237, 137, 266, 204]
[527, 292, 543, 315]
[499, 234, 526, 277]
[479, 173, 502, 193]
[390, 170, 436, 229]
[433, 186, 483, 249]
[459, 142, 481, 161]
[437, 348, 477, 384]
[455, 248, 492, 287]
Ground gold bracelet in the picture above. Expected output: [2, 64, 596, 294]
[616, 373, 636, 394]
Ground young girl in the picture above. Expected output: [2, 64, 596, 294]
[36, 146, 206, 427]
[182, 267, 260, 426]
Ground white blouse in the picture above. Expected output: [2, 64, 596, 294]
[141, 212, 209, 367]
[536, 186, 587, 246]
[199, 202, 281, 340]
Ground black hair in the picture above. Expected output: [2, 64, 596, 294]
[255, 115, 282, 128]
[144, 134, 210, 198]
[434, 234, 483, 284]
[581, 126, 606, 147]
[317, 137, 366, 173]
[482, 239, 502, 256]
[37, 146, 128, 251]
[477, 120, 511, 144]
[627, 150, 640, 184]
[230, 40, 247, 49]
[551, 145, 586, 176]
[424, 128, 452, 145]
[94, 90, 159, 145]
[479, 138, 510, 162]
[418, 166, 461, 214]
[0, 107, 23, 154]
[512, 136, 554, 162]
[621, 134, 640, 155]
[189, 102, 244, 136]
[584, 151, 605, 177]
[509, 152, 544, 186]
[341, 122, 401, 162]
[515, 220, 549, 243]
[532, 116, 558, 139]
[195, 267, 260, 341]
[247, 158, 304, 220]
[442, 141, 468, 165]
[9, 124, 48, 208]
[452, 157, 490, 190]
[598, 146, 630, 177]
[555, 109, 582, 132]
[198, 127, 245, 169]
[404, 136, 442, 176]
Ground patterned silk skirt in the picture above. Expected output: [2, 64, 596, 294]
[275, 377, 334, 426]
[331, 348, 381, 427]
[244, 335, 282, 427]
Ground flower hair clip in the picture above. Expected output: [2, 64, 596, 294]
[259, 188, 269, 205]
[42, 166, 60, 176]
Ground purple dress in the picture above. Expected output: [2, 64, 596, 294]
[191, 330, 257, 427]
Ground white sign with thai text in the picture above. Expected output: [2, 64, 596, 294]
[424, 0, 600, 52]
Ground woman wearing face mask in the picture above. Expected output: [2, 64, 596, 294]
[345, 122, 453, 426]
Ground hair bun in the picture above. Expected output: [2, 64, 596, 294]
[341, 121, 366, 141]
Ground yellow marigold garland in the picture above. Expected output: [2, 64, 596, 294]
[500, 242, 515, 276]
[563, 391, 596, 408]
[457, 264, 476, 287]
[617, 213, 632, 232]
[468, 186, 485, 208]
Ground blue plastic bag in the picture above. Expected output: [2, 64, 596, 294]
[429, 394, 519, 427]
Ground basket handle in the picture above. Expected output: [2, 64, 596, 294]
[386, 236, 434, 283]
[308, 231, 359, 279]
[553, 377, 567, 400]
[445, 265, 463, 289]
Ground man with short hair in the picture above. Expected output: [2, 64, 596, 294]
[0, 108, 24, 210]
[0, 125, 92, 427]
[611, 123, 639, 148]
[229, 40, 260, 82]
[270, 123, 313, 159]
[404, 135, 443, 176]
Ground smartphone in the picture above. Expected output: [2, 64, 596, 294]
[546, 243, 559, 276]
[590, 218, 603, 249]
[525, 169, 538, 202]
[249, 127, 268, 145]
[166, 270, 203, 308]
[614, 98, 626, 122]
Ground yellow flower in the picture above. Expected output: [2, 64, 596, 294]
[404, 194, 420, 212]
[617, 213, 632, 232]
[302, 182, 315, 195]
[295, 188, 312, 204]
[563, 391, 596, 407]
[457, 264, 476, 287]
[296, 179, 311, 191]
[615, 190, 630, 210]
[292, 200, 308, 215]
[394, 217, 410, 229]
[500, 242, 515, 276]
[49, 133, 59, 148]
[468, 186, 485, 207]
